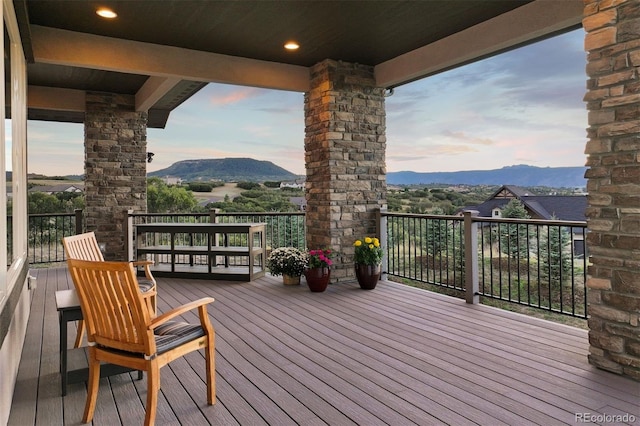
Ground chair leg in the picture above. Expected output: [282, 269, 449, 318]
[144, 362, 160, 426]
[74, 320, 85, 348]
[206, 333, 216, 405]
[82, 348, 101, 423]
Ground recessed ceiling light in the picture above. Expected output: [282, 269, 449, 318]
[96, 8, 117, 19]
[284, 41, 300, 51]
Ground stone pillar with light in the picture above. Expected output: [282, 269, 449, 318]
[84, 92, 148, 260]
[304, 60, 387, 282]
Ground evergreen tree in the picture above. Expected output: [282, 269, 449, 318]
[424, 207, 450, 256]
[537, 217, 572, 286]
[495, 199, 530, 260]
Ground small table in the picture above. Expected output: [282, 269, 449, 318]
[55, 289, 141, 396]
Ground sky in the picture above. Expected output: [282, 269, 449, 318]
[25, 28, 588, 177]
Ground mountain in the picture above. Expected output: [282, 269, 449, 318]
[387, 165, 587, 188]
[148, 158, 300, 182]
[149, 160, 586, 187]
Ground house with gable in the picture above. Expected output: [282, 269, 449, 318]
[280, 179, 305, 189]
[462, 185, 587, 221]
[28, 183, 83, 195]
[459, 185, 588, 256]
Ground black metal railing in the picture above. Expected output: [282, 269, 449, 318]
[382, 211, 588, 318]
[475, 217, 587, 318]
[24, 209, 588, 318]
[26, 212, 79, 264]
[385, 213, 465, 291]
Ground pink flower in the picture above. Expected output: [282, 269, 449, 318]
[307, 248, 335, 268]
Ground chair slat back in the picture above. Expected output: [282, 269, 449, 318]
[67, 259, 154, 355]
[63, 232, 105, 261]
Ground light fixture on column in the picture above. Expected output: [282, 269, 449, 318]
[147, 152, 155, 163]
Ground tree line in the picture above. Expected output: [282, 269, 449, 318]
[22, 178, 572, 218]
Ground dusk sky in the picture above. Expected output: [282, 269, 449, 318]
[25, 28, 587, 177]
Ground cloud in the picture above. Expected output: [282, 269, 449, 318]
[386, 154, 429, 162]
[27, 29, 588, 178]
[209, 87, 262, 106]
[441, 130, 495, 146]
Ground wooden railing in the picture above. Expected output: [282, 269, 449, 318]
[127, 211, 306, 255]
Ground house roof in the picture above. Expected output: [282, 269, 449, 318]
[289, 197, 307, 205]
[463, 185, 587, 221]
[15, 0, 582, 128]
[489, 185, 538, 198]
[29, 184, 83, 193]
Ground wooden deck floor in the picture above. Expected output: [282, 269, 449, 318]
[8, 267, 640, 425]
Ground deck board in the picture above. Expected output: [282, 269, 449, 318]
[9, 267, 640, 425]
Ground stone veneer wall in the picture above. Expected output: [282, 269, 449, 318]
[84, 92, 148, 260]
[304, 60, 386, 282]
[583, 0, 640, 379]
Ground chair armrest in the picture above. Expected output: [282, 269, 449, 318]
[132, 260, 154, 267]
[131, 260, 156, 284]
[149, 297, 215, 329]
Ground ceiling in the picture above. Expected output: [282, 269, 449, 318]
[14, 0, 583, 128]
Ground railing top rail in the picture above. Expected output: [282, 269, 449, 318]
[128, 212, 305, 218]
[380, 210, 586, 227]
[471, 216, 587, 227]
[129, 213, 208, 218]
[25, 212, 75, 218]
[211, 212, 305, 217]
[381, 212, 463, 220]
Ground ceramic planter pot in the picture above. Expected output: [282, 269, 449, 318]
[304, 267, 330, 292]
[355, 263, 381, 290]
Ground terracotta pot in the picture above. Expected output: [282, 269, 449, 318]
[304, 267, 330, 292]
[355, 263, 381, 290]
[282, 274, 301, 285]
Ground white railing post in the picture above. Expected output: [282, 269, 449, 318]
[464, 210, 479, 304]
[377, 208, 388, 281]
[126, 209, 134, 261]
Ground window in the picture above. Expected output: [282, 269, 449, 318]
[5, 25, 12, 269]
[1, 1, 28, 305]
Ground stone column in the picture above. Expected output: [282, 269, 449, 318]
[304, 60, 386, 282]
[583, 0, 640, 380]
[84, 92, 148, 260]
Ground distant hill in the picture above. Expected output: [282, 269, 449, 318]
[30, 162, 586, 188]
[148, 158, 300, 182]
[387, 165, 587, 188]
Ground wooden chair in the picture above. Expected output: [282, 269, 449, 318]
[63, 232, 157, 348]
[66, 258, 216, 426]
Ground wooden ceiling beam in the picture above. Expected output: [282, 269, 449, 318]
[30, 25, 311, 93]
[135, 76, 182, 112]
[27, 86, 85, 112]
